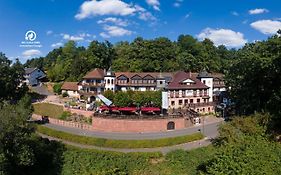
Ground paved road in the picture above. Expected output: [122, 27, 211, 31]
[43, 119, 223, 140]
[39, 133, 212, 154]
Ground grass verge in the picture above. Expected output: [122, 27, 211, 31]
[33, 103, 64, 119]
[37, 125, 204, 149]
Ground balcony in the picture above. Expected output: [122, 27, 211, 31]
[188, 102, 215, 108]
[117, 82, 157, 87]
[82, 82, 104, 87]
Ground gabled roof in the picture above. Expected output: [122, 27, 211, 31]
[168, 71, 209, 90]
[115, 72, 173, 81]
[83, 68, 105, 79]
[24, 68, 37, 74]
[182, 78, 194, 83]
[61, 82, 78, 91]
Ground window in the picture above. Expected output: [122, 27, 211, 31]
[203, 80, 206, 84]
[203, 108, 205, 112]
[197, 98, 200, 103]
[184, 99, 188, 104]
[160, 81, 163, 84]
[179, 100, 183, 105]
[190, 99, 193, 103]
[111, 79, 114, 84]
[208, 107, 210, 112]
[171, 101, 175, 106]
[107, 79, 110, 84]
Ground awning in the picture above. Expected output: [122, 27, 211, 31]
[141, 107, 161, 112]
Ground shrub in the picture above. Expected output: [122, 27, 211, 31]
[59, 111, 71, 120]
[62, 92, 68, 97]
[53, 83, 62, 95]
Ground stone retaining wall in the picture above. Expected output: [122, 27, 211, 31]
[92, 116, 192, 133]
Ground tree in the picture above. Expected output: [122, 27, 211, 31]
[199, 114, 281, 175]
[113, 91, 132, 107]
[0, 53, 27, 101]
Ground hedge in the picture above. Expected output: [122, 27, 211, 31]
[37, 125, 204, 149]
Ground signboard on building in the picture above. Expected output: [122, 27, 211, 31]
[162, 92, 169, 109]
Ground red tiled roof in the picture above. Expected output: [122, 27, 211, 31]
[83, 68, 105, 79]
[61, 82, 78, 91]
[115, 72, 173, 80]
[167, 71, 209, 90]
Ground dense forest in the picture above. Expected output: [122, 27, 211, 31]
[24, 35, 236, 82]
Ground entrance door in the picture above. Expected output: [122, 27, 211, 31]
[167, 121, 175, 130]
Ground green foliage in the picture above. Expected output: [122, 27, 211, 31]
[62, 91, 68, 97]
[61, 146, 162, 175]
[199, 113, 281, 175]
[0, 53, 28, 101]
[53, 83, 62, 94]
[33, 103, 64, 118]
[59, 111, 71, 120]
[0, 97, 65, 175]
[225, 33, 281, 125]
[24, 35, 234, 82]
[103, 90, 115, 101]
[36, 125, 204, 148]
[111, 90, 161, 107]
[213, 113, 270, 146]
[201, 137, 281, 175]
[113, 91, 133, 107]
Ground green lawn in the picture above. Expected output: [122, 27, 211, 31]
[37, 125, 204, 149]
[33, 103, 64, 119]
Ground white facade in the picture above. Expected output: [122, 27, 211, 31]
[200, 77, 213, 102]
[104, 76, 115, 91]
[62, 90, 79, 98]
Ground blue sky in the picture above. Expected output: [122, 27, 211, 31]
[0, 0, 281, 62]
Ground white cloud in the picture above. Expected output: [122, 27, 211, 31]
[242, 20, 248, 24]
[250, 20, 281, 35]
[100, 25, 132, 38]
[231, 11, 239, 16]
[22, 49, 42, 58]
[134, 5, 156, 21]
[184, 13, 190, 19]
[51, 42, 63, 48]
[75, 0, 137, 19]
[62, 34, 84, 41]
[97, 17, 128, 26]
[46, 30, 53, 35]
[249, 8, 269, 15]
[197, 28, 247, 47]
[146, 0, 160, 11]
[174, 0, 183, 7]
[61, 33, 95, 41]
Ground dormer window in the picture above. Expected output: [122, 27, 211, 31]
[181, 78, 195, 85]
